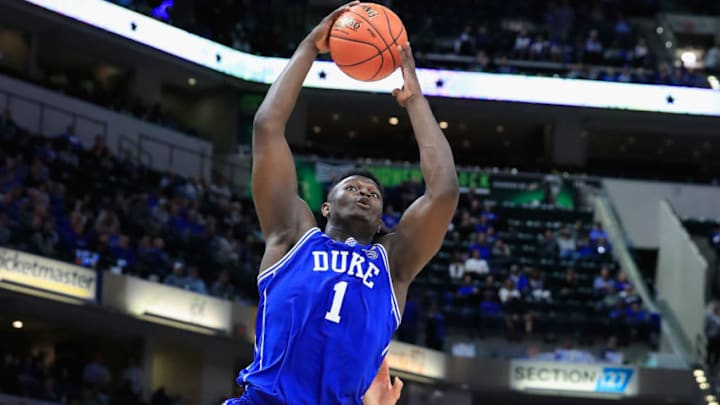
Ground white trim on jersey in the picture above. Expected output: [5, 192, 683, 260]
[376, 243, 402, 328]
[259, 288, 268, 370]
[257, 227, 320, 283]
[381, 342, 391, 357]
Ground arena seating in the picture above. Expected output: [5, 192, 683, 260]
[107, 0, 709, 88]
[0, 101, 659, 355]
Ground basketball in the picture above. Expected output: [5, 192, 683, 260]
[329, 3, 408, 82]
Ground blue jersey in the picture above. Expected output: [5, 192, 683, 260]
[238, 227, 401, 405]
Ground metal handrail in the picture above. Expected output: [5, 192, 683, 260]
[0, 88, 108, 138]
[118, 134, 152, 167]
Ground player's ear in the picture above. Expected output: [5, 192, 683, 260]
[321, 202, 331, 218]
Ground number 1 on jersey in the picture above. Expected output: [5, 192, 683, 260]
[325, 281, 348, 323]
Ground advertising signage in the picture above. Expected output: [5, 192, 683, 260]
[510, 360, 638, 398]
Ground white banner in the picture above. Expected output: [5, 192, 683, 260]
[510, 360, 638, 397]
[387, 341, 447, 380]
[0, 247, 97, 301]
[102, 273, 232, 334]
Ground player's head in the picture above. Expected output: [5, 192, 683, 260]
[322, 169, 384, 236]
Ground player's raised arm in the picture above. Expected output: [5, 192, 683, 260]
[252, 2, 358, 258]
[384, 43, 460, 285]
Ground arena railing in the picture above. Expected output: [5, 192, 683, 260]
[594, 193, 694, 367]
[0, 87, 108, 140]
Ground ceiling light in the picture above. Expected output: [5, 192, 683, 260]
[680, 51, 697, 67]
[700, 382, 710, 390]
[332, 113, 340, 121]
[496, 125, 505, 134]
[348, 130, 357, 138]
[439, 121, 449, 129]
[388, 117, 399, 126]
[694, 369, 705, 377]
[697, 375, 707, 383]
[665, 41, 673, 48]
[656, 26, 664, 34]
[312, 125, 321, 134]
[187, 77, 197, 86]
[12, 320, 23, 329]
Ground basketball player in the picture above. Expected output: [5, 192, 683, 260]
[227, 2, 459, 404]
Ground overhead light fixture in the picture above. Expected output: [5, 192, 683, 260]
[696, 375, 708, 383]
[665, 41, 673, 48]
[700, 382, 710, 390]
[187, 77, 197, 86]
[694, 369, 705, 377]
[439, 121, 448, 129]
[332, 113, 340, 121]
[12, 320, 23, 329]
[496, 125, 504, 134]
[388, 117, 399, 126]
[312, 125, 322, 134]
[656, 26, 664, 34]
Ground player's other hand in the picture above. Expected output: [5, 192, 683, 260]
[363, 359, 403, 405]
[306, 1, 360, 54]
[392, 43, 423, 108]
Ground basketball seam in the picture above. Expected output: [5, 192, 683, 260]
[369, 26, 405, 80]
[330, 35, 382, 67]
[347, 8, 396, 79]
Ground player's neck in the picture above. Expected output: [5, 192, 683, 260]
[324, 223, 374, 245]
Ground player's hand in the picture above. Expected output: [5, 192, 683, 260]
[363, 359, 403, 405]
[306, 1, 360, 54]
[392, 43, 423, 108]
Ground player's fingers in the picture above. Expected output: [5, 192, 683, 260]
[392, 88, 401, 98]
[327, 0, 359, 20]
[392, 377, 403, 398]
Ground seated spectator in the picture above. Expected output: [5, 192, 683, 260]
[110, 234, 137, 273]
[615, 271, 631, 292]
[31, 219, 59, 258]
[529, 35, 548, 60]
[584, 29, 604, 64]
[499, 279, 533, 340]
[490, 239, 511, 266]
[456, 274, 479, 299]
[576, 235, 594, 258]
[464, 249, 489, 276]
[469, 232, 491, 260]
[559, 267, 579, 300]
[82, 353, 111, 390]
[704, 40, 720, 73]
[210, 270, 237, 300]
[553, 339, 596, 363]
[454, 25, 476, 56]
[513, 29, 531, 59]
[508, 265, 529, 293]
[381, 204, 400, 233]
[589, 222, 608, 242]
[593, 267, 614, 296]
[184, 265, 207, 294]
[164, 262, 186, 289]
[425, 303, 446, 351]
[599, 336, 624, 364]
[448, 251, 465, 280]
[594, 237, 612, 257]
[538, 229, 559, 258]
[528, 269, 551, 302]
[557, 227, 577, 259]
[598, 286, 622, 312]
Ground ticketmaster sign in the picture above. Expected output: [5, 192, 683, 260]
[0, 247, 97, 301]
[510, 360, 638, 397]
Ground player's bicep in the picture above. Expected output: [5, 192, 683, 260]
[388, 194, 456, 282]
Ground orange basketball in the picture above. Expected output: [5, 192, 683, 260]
[329, 3, 408, 82]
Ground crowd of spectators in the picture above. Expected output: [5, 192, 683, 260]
[392, 190, 659, 354]
[0, 342, 191, 405]
[106, 0, 711, 88]
[0, 109, 262, 303]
